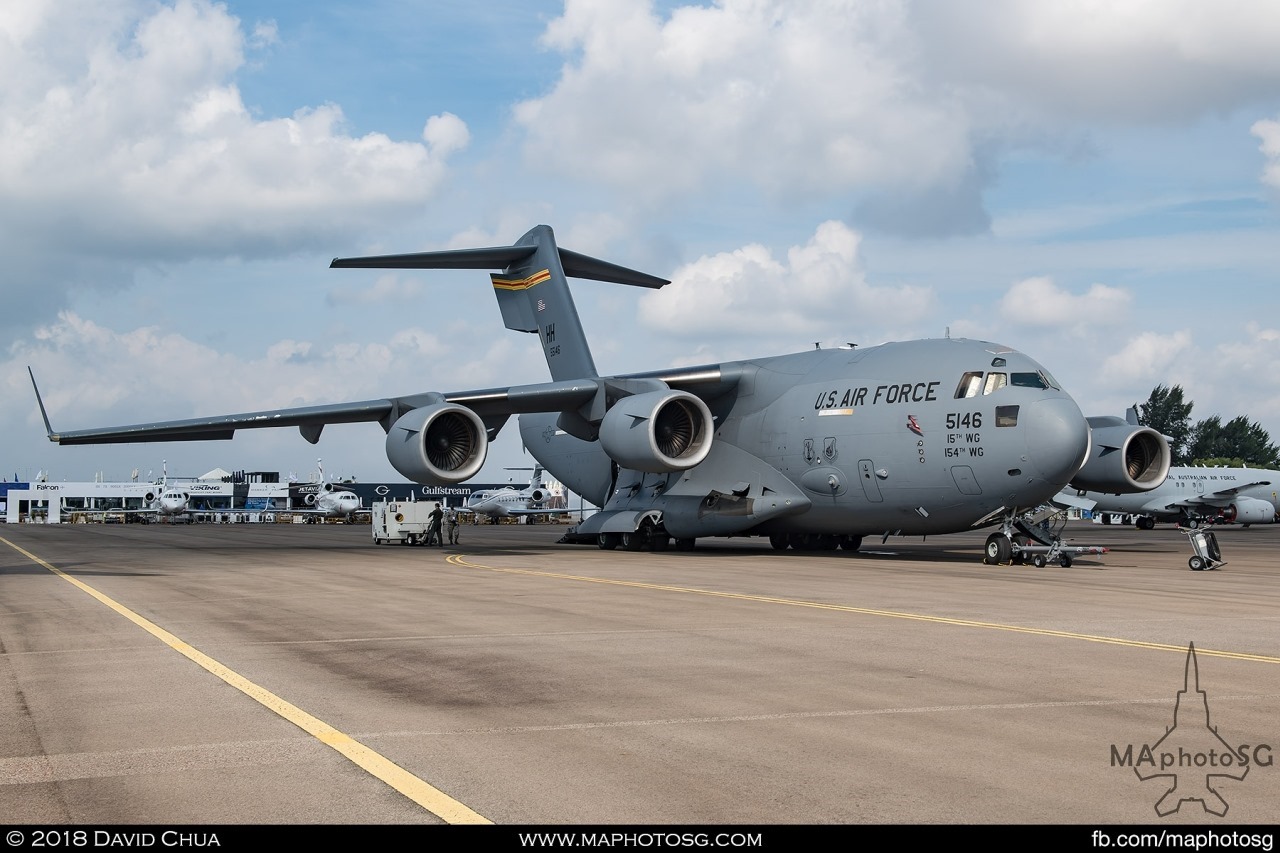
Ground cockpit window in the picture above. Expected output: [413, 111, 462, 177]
[983, 372, 1007, 395]
[1011, 372, 1056, 389]
[955, 371, 983, 399]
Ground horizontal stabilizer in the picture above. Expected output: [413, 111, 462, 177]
[331, 245, 534, 271]
[332, 243, 668, 288]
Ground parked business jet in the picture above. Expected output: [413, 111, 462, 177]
[466, 466, 565, 521]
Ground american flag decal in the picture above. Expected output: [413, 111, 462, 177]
[537, 299, 546, 312]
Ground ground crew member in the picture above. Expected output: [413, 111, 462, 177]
[446, 507, 460, 545]
[428, 504, 444, 547]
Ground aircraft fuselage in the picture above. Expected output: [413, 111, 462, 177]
[521, 338, 1091, 538]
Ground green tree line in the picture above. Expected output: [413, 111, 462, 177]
[1134, 384, 1280, 468]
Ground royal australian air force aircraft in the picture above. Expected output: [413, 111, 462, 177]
[32, 225, 1173, 561]
[466, 465, 565, 522]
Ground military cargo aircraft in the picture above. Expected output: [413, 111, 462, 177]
[32, 225, 1171, 561]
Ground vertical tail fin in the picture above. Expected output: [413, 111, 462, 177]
[330, 225, 668, 382]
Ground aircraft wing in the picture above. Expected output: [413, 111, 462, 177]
[32, 367, 599, 447]
[1204, 481, 1272, 499]
[41, 398, 397, 445]
[1170, 481, 1273, 508]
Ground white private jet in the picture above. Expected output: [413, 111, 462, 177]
[466, 466, 565, 522]
[293, 459, 362, 521]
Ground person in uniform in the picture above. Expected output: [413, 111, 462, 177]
[445, 507, 460, 545]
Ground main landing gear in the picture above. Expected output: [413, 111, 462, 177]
[595, 518, 673, 552]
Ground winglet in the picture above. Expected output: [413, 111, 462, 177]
[28, 367, 58, 441]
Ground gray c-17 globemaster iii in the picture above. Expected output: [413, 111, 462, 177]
[32, 225, 1172, 562]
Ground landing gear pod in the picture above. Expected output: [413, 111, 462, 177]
[385, 403, 487, 484]
[599, 390, 714, 473]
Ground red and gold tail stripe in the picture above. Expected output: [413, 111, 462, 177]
[490, 269, 552, 291]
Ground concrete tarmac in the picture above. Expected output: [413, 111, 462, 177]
[1, 519, 1278, 825]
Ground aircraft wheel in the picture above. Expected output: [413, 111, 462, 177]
[1186, 518, 1200, 530]
[840, 535, 863, 552]
[984, 533, 1012, 565]
[621, 531, 645, 551]
[1189, 556, 1205, 571]
[651, 534, 670, 551]
[597, 532, 620, 551]
[769, 534, 790, 551]
[797, 533, 825, 551]
[1137, 516, 1156, 530]
[674, 538, 696, 551]
[1032, 554, 1047, 568]
[1011, 535, 1031, 564]
[1059, 554, 1073, 568]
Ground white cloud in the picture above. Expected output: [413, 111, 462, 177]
[516, 0, 971, 204]
[1252, 117, 1280, 190]
[0, 0, 469, 316]
[917, 0, 1280, 124]
[1099, 330, 1194, 384]
[513, 1, 1280, 226]
[638, 220, 933, 343]
[997, 276, 1131, 329]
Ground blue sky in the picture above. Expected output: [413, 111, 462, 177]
[3, 0, 1280, 486]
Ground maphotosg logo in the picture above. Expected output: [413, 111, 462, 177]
[1110, 643, 1273, 817]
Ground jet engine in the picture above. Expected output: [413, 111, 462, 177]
[385, 403, 487, 484]
[1222, 497, 1276, 525]
[598, 390, 714, 473]
[528, 488, 547, 504]
[1069, 418, 1170, 493]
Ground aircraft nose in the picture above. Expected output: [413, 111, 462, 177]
[1022, 396, 1090, 485]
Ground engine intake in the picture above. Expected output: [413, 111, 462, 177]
[385, 403, 487, 484]
[1069, 419, 1170, 493]
[599, 390, 714, 473]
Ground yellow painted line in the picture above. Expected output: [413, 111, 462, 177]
[446, 554, 1280, 666]
[0, 536, 490, 825]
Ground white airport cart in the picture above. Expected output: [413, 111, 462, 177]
[371, 499, 442, 546]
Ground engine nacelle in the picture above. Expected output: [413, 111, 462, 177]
[385, 403, 487, 484]
[1222, 497, 1276, 525]
[1069, 419, 1170, 493]
[528, 488, 547, 504]
[598, 390, 714, 473]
